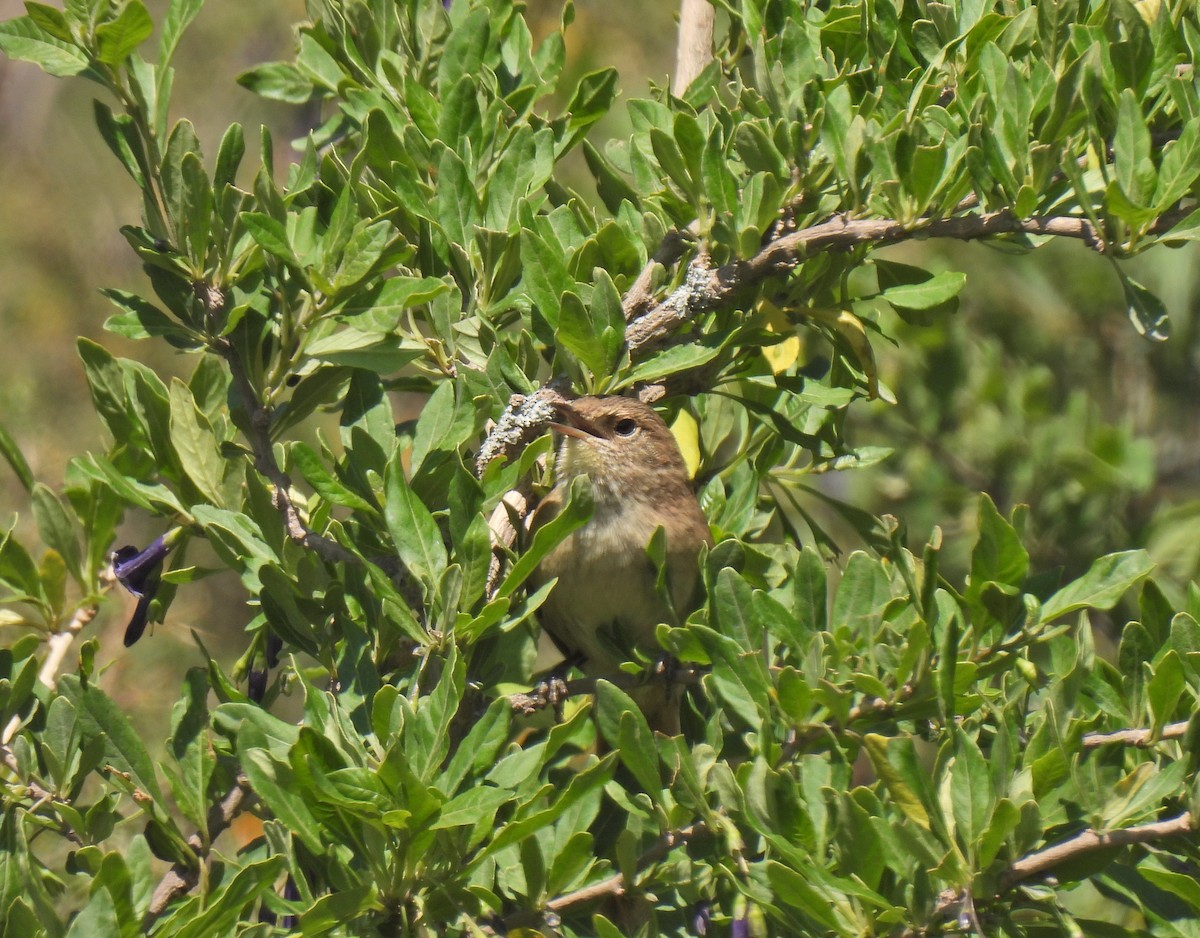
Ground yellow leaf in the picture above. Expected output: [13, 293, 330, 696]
[670, 408, 701, 479]
[802, 306, 880, 399]
[1136, 0, 1161, 23]
[863, 734, 931, 830]
[759, 299, 801, 374]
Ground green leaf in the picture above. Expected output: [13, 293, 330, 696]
[59, 676, 165, 804]
[594, 680, 661, 799]
[863, 733, 933, 830]
[831, 551, 892, 636]
[649, 127, 696, 198]
[237, 60, 314, 103]
[240, 211, 300, 266]
[0, 423, 33, 492]
[159, 0, 204, 68]
[559, 67, 618, 152]
[496, 474, 593, 600]
[303, 328, 425, 372]
[712, 566, 760, 648]
[0, 521, 42, 600]
[1114, 87, 1155, 206]
[167, 857, 285, 938]
[1040, 550, 1154, 622]
[296, 884, 382, 936]
[1155, 120, 1200, 210]
[792, 546, 827, 634]
[179, 151, 211, 264]
[1118, 620, 1154, 695]
[434, 145, 477, 250]
[290, 442, 377, 514]
[617, 339, 726, 388]
[766, 862, 844, 931]
[191, 506, 277, 584]
[103, 288, 198, 347]
[93, 100, 149, 187]
[949, 730, 994, 855]
[689, 624, 771, 728]
[24, 3, 71, 41]
[343, 276, 451, 325]
[437, 5, 489, 96]
[430, 785, 515, 831]
[63, 886, 120, 938]
[239, 746, 323, 853]
[331, 220, 393, 293]
[32, 484, 82, 586]
[384, 449, 447, 589]
[1141, 867, 1200, 912]
[213, 121, 245, 190]
[556, 291, 606, 376]
[0, 15, 88, 76]
[70, 452, 186, 516]
[1148, 650, 1186, 734]
[877, 263, 966, 313]
[1120, 274, 1171, 341]
[94, 0, 153, 64]
[410, 381, 476, 481]
[169, 378, 227, 505]
[519, 225, 573, 331]
[967, 493, 1028, 602]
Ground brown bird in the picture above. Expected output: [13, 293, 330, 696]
[530, 396, 713, 734]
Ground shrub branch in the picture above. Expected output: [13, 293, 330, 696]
[624, 207, 1192, 354]
[1083, 721, 1190, 748]
[216, 337, 363, 567]
[142, 775, 256, 927]
[997, 812, 1193, 893]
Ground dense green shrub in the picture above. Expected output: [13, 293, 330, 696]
[2, 0, 1200, 933]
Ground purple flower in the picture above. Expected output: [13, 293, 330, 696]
[111, 529, 181, 646]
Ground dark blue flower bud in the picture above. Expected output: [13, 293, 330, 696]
[111, 529, 182, 646]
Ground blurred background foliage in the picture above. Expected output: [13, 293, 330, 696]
[3, 0, 1200, 736]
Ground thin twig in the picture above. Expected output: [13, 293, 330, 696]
[502, 822, 707, 929]
[1082, 721, 1190, 749]
[216, 338, 362, 567]
[549, 822, 705, 909]
[142, 775, 256, 927]
[0, 603, 98, 847]
[997, 812, 1192, 893]
[1, 602, 99, 746]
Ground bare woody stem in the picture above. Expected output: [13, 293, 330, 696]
[1, 602, 100, 747]
[142, 775, 256, 928]
[997, 812, 1193, 893]
[518, 795, 1192, 929]
[502, 822, 707, 929]
[1083, 721, 1189, 748]
[214, 337, 362, 567]
[624, 208, 1190, 354]
[673, 0, 714, 95]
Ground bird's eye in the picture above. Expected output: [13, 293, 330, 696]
[613, 418, 639, 437]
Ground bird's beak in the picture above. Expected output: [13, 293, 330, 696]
[549, 401, 603, 441]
